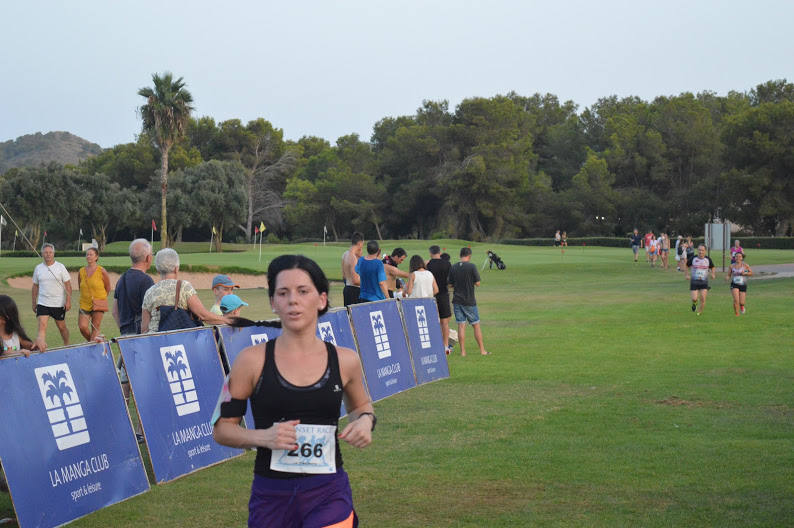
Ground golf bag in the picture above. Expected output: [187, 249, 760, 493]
[487, 250, 506, 270]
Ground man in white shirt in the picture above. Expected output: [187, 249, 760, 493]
[31, 243, 72, 348]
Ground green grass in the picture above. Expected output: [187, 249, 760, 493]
[1, 242, 792, 526]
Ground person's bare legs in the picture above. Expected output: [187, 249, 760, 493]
[457, 322, 467, 357]
[731, 288, 740, 315]
[472, 322, 488, 355]
[698, 289, 708, 314]
[90, 311, 104, 340]
[54, 318, 70, 345]
[440, 317, 450, 349]
[78, 312, 92, 341]
[37, 315, 50, 347]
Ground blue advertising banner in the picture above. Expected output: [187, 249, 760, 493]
[399, 298, 450, 385]
[216, 324, 283, 428]
[0, 343, 149, 528]
[117, 328, 243, 483]
[349, 299, 416, 402]
[316, 308, 360, 417]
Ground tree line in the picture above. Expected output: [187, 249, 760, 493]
[1, 77, 792, 251]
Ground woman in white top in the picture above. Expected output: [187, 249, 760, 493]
[406, 255, 439, 298]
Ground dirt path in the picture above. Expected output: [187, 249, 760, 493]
[7, 271, 268, 290]
[749, 263, 794, 280]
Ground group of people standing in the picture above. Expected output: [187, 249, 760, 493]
[341, 234, 488, 357]
[630, 229, 754, 316]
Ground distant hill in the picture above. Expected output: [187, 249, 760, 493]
[0, 131, 103, 173]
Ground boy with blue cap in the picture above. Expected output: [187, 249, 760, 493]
[219, 294, 248, 316]
[210, 274, 239, 315]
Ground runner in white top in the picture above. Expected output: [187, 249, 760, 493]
[685, 244, 715, 315]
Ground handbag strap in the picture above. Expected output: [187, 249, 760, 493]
[174, 280, 182, 309]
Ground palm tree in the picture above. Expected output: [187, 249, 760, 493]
[42, 370, 75, 433]
[138, 72, 194, 247]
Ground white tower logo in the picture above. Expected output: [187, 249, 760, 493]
[370, 310, 391, 359]
[35, 364, 90, 450]
[415, 306, 431, 349]
[160, 345, 199, 416]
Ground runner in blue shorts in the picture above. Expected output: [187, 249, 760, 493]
[214, 255, 375, 527]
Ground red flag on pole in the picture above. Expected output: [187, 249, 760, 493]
[152, 219, 157, 231]
[255, 226, 259, 234]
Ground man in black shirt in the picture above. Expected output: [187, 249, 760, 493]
[112, 238, 155, 442]
[448, 247, 488, 356]
[426, 245, 452, 354]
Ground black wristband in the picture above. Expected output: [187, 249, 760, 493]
[357, 412, 377, 432]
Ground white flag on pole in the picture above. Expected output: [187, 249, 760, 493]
[79, 228, 83, 237]
[0, 215, 6, 226]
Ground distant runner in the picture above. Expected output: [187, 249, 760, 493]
[726, 252, 752, 316]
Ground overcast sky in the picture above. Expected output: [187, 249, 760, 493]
[2, 1, 792, 148]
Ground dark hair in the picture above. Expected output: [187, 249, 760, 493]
[441, 252, 451, 261]
[409, 255, 425, 273]
[391, 247, 407, 258]
[351, 232, 364, 245]
[460, 247, 472, 258]
[86, 247, 99, 258]
[366, 240, 380, 255]
[429, 245, 441, 255]
[0, 295, 32, 344]
[229, 254, 329, 329]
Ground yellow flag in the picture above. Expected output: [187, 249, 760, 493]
[212, 226, 217, 235]
[259, 222, 266, 232]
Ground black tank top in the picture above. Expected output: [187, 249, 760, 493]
[252, 338, 344, 478]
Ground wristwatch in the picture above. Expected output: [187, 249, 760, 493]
[358, 412, 377, 431]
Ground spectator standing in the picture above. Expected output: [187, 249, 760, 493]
[112, 239, 155, 441]
[675, 235, 684, 271]
[31, 243, 71, 347]
[210, 274, 240, 315]
[77, 247, 111, 341]
[382, 248, 409, 298]
[660, 233, 670, 270]
[406, 255, 438, 299]
[355, 241, 389, 302]
[643, 230, 654, 263]
[629, 229, 642, 263]
[341, 232, 364, 306]
[113, 239, 155, 336]
[448, 247, 488, 356]
[141, 248, 228, 332]
[426, 245, 453, 353]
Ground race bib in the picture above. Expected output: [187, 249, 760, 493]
[694, 269, 707, 281]
[270, 424, 336, 474]
[732, 275, 745, 285]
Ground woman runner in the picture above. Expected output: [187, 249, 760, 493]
[725, 252, 752, 315]
[686, 244, 715, 315]
[213, 255, 374, 527]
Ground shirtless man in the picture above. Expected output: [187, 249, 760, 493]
[341, 232, 364, 306]
[382, 248, 409, 298]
